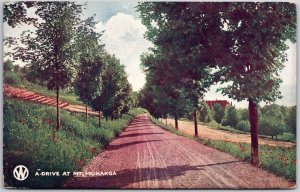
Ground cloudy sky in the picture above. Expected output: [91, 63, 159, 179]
[3, 1, 297, 108]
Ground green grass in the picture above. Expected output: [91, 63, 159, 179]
[150, 116, 296, 182]
[205, 120, 246, 134]
[3, 98, 146, 188]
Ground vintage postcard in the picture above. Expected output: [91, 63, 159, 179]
[3, 1, 296, 189]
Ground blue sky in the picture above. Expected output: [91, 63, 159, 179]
[3, 1, 297, 108]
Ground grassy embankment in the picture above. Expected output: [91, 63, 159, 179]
[4, 98, 146, 188]
[151, 117, 296, 182]
[21, 82, 82, 105]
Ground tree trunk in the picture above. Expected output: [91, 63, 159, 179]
[56, 85, 60, 130]
[165, 117, 167, 126]
[194, 108, 198, 137]
[271, 135, 273, 139]
[105, 116, 108, 122]
[249, 99, 259, 166]
[175, 112, 179, 130]
[98, 111, 101, 128]
[86, 104, 88, 128]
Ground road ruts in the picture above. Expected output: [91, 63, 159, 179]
[63, 114, 295, 189]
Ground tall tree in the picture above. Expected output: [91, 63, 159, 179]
[14, 2, 82, 139]
[74, 56, 103, 127]
[74, 17, 105, 128]
[137, 2, 218, 135]
[92, 54, 132, 121]
[215, 2, 296, 165]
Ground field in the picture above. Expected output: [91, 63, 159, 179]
[165, 118, 295, 148]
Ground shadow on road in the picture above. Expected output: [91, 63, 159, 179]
[106, 140, 162, 151]
[65, 160, 245, 189]
[118, 132, 164, 138]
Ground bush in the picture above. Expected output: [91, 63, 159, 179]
[236, 120, 250, 133]
[212, 103, 225, 126]
[238, 109, 249, 121]
[198, 102, 212, 123]
[285, 106, 296, 135]
[259, 117, 285, 139]
[4, 71, 22, 86]
[222, 106, 239, 127]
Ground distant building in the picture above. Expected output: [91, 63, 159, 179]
[206, 99, 231, 109]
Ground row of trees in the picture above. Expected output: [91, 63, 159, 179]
[137, 2, 296, 165]
[199, 103, 296, 138]
[4, 2, 134, 138]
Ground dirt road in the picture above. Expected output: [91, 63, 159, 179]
[165, 118, 295, 148]
[63, 114, 294, 189]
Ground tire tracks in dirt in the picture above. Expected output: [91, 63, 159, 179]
[63, 114, 295, 189]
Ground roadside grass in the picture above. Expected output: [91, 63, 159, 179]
[3, 98, 146, 188]
[151, 116, 296, 182]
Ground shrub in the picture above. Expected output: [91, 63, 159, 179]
[285, 106, 296, 135]
[236, 120, 250, 133]
[259, 117, 285, 139]
[212, 103, 225, 126]
[198, 102, 212, 123]
[238, 108, 249, 121]
[4, 71, 22, 86]
[222, 106, 239, 127]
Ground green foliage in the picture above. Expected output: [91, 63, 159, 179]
[74, 16, 105, 106]
[91, 54, 133, 120]
[259, 104, 287, 138]
[238, 109, 249, 121]
[3, 2, 36, 27]
[4, 59, 14, 71]
[215, 3, 296, 104]
[259, 117, 285, 138]
[137, 2, 213, 120]
[4, 71, 22, 86]
[3, 60, 22, 86]
[236, 120, 250, 133]
[14, 2, 82, 91]
[198, 101, 212, 123]
[212, 103, 225, 125]
[74, 56, 103, 105]
[285, 106, 296, 135]
[222, 106, 239, 127]
[3, 98, 145, 188]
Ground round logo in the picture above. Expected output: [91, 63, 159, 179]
[13, 165, 29, 181]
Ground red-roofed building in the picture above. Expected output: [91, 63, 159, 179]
[206, 100, 231, 109]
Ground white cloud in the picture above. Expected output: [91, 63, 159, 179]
[96, 12, 153, 91]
